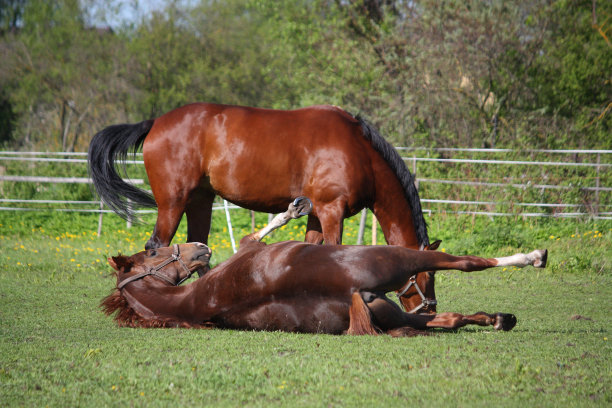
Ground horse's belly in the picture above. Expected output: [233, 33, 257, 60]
[205, 147, 370, 214]
[217, 299, 350, 334]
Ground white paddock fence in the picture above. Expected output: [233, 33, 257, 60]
[1, 148, 610, 247]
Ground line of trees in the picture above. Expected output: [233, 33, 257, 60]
[0, 0, 610, 151]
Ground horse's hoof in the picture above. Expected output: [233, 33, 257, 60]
[533, 249, 548, 268]
[493, 313, 517, 331]
[292, 196, 313, 216]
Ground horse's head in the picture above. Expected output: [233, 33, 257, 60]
[398, 240, 441, 314]
[108, 242, 212, 288]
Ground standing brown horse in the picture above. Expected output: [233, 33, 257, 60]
[88, 103, 433, 312]
[101, 201, 548, 335]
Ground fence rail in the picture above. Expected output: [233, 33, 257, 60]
[1, 148, 610, 221]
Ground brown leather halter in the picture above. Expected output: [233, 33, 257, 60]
[396, 271, 437, 313]
[117, 244, 200, 289]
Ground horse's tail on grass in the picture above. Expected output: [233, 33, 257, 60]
[88, 120, 157, 220]
[347, 292, 379, 335]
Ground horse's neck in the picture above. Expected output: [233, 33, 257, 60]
[371, 162, 421, 249]
[123, 280, 198, 324]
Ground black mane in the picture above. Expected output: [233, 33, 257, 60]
[356, 115, 429, 247]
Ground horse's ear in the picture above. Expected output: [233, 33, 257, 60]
[108, 256, 132, 272]
[428, 240, 442, 251]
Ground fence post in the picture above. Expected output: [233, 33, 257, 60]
[97, 201, 104, 237]
[357, 208, 367, 245]
[223, 199, 237, 253]
[371, 213, 377, 245]
[595, 153, 600, 217]
[413, 156, 418, 189]
[126, 199, 132, 229]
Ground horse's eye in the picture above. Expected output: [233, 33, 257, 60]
[149, 249, 157, 256]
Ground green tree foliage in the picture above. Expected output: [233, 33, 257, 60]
[0, 0, 609, 150]
[2, 0, 131, 150]
[0, 0, 25, 32]
[522, 0, 611, 148]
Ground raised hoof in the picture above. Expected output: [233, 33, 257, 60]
[291, 196, 313, 217]
[493, 313, 517, 331]
[533, 249, 548, 268]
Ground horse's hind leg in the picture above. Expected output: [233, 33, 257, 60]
[185, 189, 215, 245]
[145, 206, 184, 250]
[347, 292, 379, 335]
[366, 295, 517, 333]
[421, 312, 517, 331]
[145, 189, 194, 250]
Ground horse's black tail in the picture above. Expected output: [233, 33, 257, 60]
[88, 120, 157, 220]
[356, 115, 430, 247]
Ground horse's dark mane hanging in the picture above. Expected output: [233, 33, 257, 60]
[355, 115, 430, 247]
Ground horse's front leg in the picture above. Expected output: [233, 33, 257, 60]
[313, 199, 346, 245]
[244, 197, 312, 243]
[417, 249, 548, 272]
[305, 215, 324, 245]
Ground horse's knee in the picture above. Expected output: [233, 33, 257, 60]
[145, 236, 164, 250]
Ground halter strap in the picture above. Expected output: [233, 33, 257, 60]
[396, 272, 437, 313]
[117, 244, 195, 290]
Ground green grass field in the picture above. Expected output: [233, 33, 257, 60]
[0, 210, 610, 406]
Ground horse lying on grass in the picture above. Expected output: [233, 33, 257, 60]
[102, 200, 548, 336]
